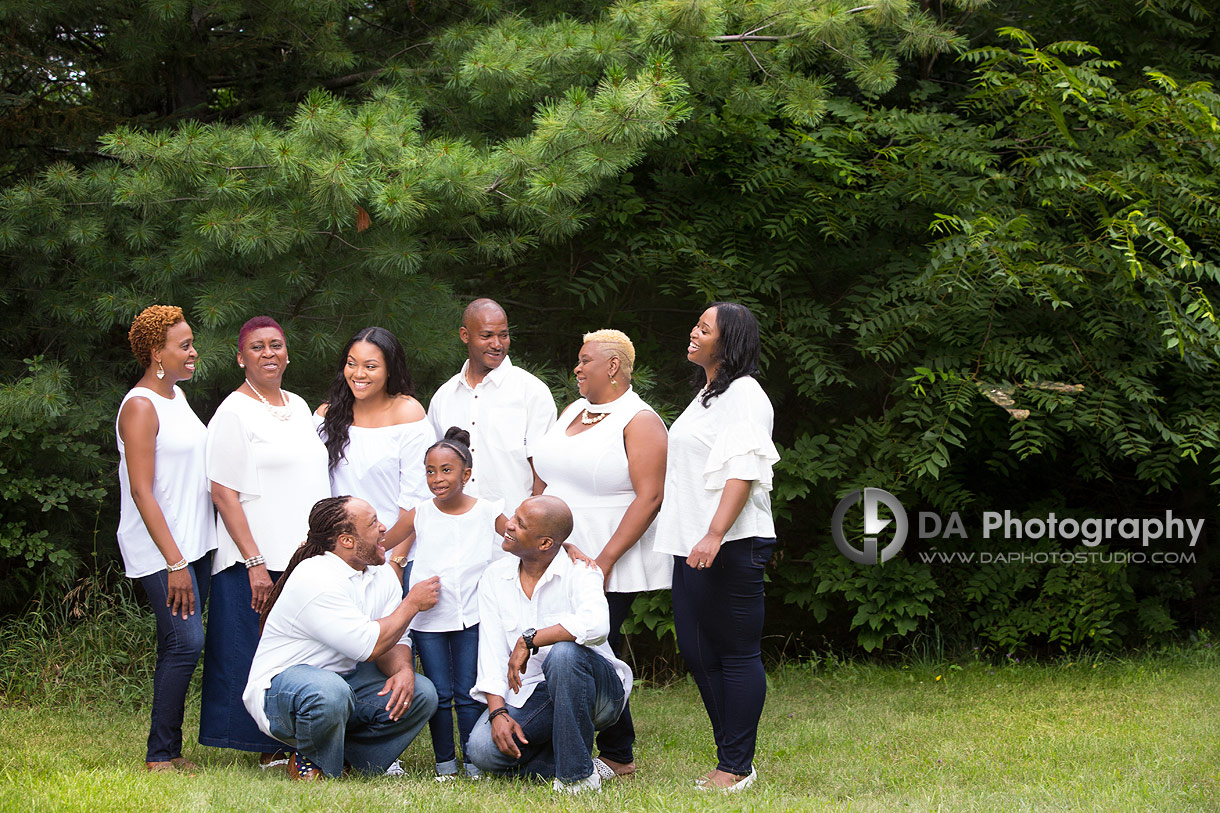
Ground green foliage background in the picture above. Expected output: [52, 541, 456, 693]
[1, 0, 1218, 657]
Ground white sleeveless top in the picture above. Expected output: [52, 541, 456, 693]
[531, 388, 672, 593]
[115, 385, 217, 578]
[408, 497, 506, 632]
[314, 417, 436, 562]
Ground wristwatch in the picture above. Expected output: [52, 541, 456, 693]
[522, 628, 539, 654]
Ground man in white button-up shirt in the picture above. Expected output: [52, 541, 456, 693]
[242, 496, 441, 779]
[427, 299, 556, 513]
[466, 496, 632, 792]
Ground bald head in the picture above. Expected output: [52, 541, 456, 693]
[503, 495, 574, 564]
[459, 298, 510, 379]
[461, 298, 506, 330]
[525, 495, 574, 546]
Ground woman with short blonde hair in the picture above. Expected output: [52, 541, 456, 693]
[528, 327, 670, 778]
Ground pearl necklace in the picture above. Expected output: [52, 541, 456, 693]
[245, 379, 292, 421]
[580, 408, 610, 425]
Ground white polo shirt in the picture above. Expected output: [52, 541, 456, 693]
[471, 553, 632, 708]
[427, 356, 556, 515]
[242, 552, 410, 736]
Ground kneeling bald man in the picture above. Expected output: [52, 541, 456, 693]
[467, 495, 632, 792]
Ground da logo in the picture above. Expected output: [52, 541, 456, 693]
[831, 488, 908, 564]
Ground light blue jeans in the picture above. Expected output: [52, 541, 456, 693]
[466, 642, 625, 782]
[264, 661, 437, 777]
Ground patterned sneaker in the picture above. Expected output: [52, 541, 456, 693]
[288, 752, 323, 781]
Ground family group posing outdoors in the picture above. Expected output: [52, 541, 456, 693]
[115, 297, 779, 793]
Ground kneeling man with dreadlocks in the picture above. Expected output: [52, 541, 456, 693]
[242, 496, 441, 779]
[466, 496, 633, 793]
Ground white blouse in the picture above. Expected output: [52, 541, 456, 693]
[531, 388, 672, 593]
[408, 497, 507, 632]
[316, 418, 436, 560]
[654, 376, 780, 557]
[205, 390, 330, 573]
[115, 386, 217, 578]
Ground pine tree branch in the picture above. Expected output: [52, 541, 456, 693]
[711, 5, 877, 42]
[710, 34, 796, 43]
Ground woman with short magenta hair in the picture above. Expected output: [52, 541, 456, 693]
[200, 316, 330, 765]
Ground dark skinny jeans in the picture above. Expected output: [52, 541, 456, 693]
[138, 551, 212, 763]
[671, 536, 775, 776]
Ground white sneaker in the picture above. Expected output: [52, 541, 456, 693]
[384, 760, 405, 777]
[553, 768, 602, 793]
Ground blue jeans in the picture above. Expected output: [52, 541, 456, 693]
[138, 552, 212, 763]
[263, 661, 438, 778]
[413, 626, 483, 773]
[466, 642, 625, 783]
[671, 536, 775, 776]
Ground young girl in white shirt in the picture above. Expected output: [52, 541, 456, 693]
[389, 427, 507, 779]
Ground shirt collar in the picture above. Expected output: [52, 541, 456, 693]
[322, 551, 378, 584]
[498, 549, 573, 588]
[458, 355, 514, 391]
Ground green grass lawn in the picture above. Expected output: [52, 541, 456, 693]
[2, 655, 1217, 811]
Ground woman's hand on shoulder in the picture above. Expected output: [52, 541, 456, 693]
[315, 402, 330, 418]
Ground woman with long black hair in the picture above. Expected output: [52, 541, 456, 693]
[654, 302, 780, 793]
[316, 326, 434, 583]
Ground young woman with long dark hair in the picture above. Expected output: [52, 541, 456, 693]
[316, 326, 434, 584]
[654, 302, 780, 793]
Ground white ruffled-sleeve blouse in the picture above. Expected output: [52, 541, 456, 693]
[654, 376, 779, 557]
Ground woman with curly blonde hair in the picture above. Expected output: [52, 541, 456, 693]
[117, 305, 217, 773]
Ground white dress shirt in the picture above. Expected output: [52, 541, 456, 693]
[242, 552, 409, 737]
[427, 356, 556, 515]
[471, 554, 632, 708]
[654, 376, 780, 557]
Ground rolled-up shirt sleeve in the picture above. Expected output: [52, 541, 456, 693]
[523, 378, 557, 457]
[557, 563, 610, 647]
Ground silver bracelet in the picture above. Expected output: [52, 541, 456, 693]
[167, 558, 189, 572]
[244, 554, 266, 569]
